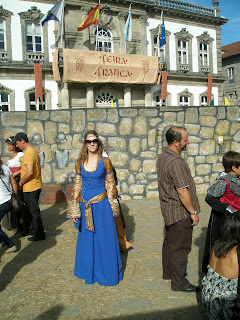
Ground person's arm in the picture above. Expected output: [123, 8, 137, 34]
[205, 194, 234, 214]
[10, 174, 18, 194]
[105, 158, 120, 217]
[67, 160, 82, 222]
[177, 187, 199, 226]
[19, 164, 33, 187]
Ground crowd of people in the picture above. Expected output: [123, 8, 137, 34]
[0, 127, 240, 318]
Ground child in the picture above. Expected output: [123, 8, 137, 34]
[202, 151, 240, 273]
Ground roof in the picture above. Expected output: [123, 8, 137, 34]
[222, 41, 240, 59]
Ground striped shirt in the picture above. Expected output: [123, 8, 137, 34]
[157, 148, 200, 226]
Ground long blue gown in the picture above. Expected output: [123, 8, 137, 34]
[74, 160, 123, 286]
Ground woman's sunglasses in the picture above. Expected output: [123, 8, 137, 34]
[85, 139, 99, 145]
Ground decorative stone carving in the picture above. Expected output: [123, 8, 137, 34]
[197, 31, 213, 43]
[80, 5, 92, 12]
[19, 6, 43, 21]
[32, 133, 43, 145]
[150, 26, 171, 36]
[139, 15, 148, 23]
[174, 28, 193, 40]
[212, 0, 219, 7]
[55, 150, 69, 169]
[39, 151, 45, 168]
[118, 12, 127, 21]
[0, 5, 13, 17]
[99, 6, 114, 29]
[56, 131, 67, 144]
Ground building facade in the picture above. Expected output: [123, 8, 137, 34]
[0, 0, 227, 111]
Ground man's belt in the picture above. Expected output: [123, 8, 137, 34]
[79, 191, 108, 232]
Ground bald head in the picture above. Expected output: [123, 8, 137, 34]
[166, 126, 187, 145]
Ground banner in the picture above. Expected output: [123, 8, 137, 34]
[53, 49, 158, 84]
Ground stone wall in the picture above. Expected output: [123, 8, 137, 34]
[0, 106, 239, 203]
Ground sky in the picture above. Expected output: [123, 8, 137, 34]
[184, 0, 240, 46]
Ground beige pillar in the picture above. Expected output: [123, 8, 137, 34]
[124, 86, 131, 107]
[86, 86, 94, 108]
[140, 15, 148, 56]
[145, 87, 151, 107]
[61, 82, 69, 108]
[118, 12, 126, 53]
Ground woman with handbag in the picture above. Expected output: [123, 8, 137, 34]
[0, 157, 18, 253]
[2, 136, 24, 233]
[67, 130, 123, 286]
[202, 212, 240, 319]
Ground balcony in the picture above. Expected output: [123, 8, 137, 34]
[200, 66, 210, 73]
[26, 52, 45, 64]
[179, 64, 189, 72]
[0, 51, 9, 63]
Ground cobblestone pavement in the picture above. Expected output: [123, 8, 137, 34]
[0, 194, 210, 320]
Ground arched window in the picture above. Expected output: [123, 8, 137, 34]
[95, 28, 112, 52]
[95, 91, 114, 107]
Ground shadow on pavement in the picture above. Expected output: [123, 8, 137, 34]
[0, 192, 68, 292]
[35, 304, 65, 320]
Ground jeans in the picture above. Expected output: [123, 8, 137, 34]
[0, 200, 15, 248]
[23, 189, 45, 237]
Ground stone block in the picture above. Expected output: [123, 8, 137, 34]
[96, 123, 117, 135]
[139, 109, 158, 117]
[72, 110, 86, 133]
[185, 124, 200, 135]
[204, 175, 210, 182]
[53, 162, 75, 184]
[196, 184, 208, 195]
[215, 120, 230, 135]
[50, 110, 71, 123]
[86, 122, 95, 131]
[199, 140, 216, 155]
[141, 138, 148, 151]
[27, 121, 44, 141]
[108, 152, 128, 167]
[130, 159, 141, 172]
[186, 144, 199, 155]
[119, 118, 132, 135]
[148, 129, 156, 147]
[72, 134, 83, 149]
[217, 107, 226, 119]
[27, 111, 50, 120]
[195, 156, 205, 164]
[136, 173, 147, 181]
[119, 108, 138, 117]
[185, 108, 198, 123]
[134, 117, 147, 135]
[196, 164, 211, 175]
[87, 109, 107, 122]
[107, 109, 119, 123]
[199, 107, 216, 116]
[45, 121, 57, 144]
[233, 130, 240, 142]
[143, 160, 157, 174]
[164, 112, 177, 122]
[199, 127, 214, 138]
[59, 123, 70, 134]
[149, 118, 163, 126]
[1, 112, 26, 126]
[227, 107, 240, 121]
[129, 138, 140, 155]
[206, 155, 219, 163]
[128, 174, 135, 184]
[41, 163, 52, 184]
[212, 162, 224, 173]
[129, 184, 144, 195]
[230, 122, 240, 135]
[232, 141, 240, 152]
[193, 176, 204, 184]
[146, 181, 158, 190]
[115, 169, 128, 180]
[120, 182, 128, 193]
[69, 149, 80, 162]
[199, 116, 217, 127]
[1, 127, 25, 140]
[140, 151, 157, 159]
[108, 137, 126, 151]
[146, 190, 159, 199]
[57, 135, 72, 150]
[177, 112, 184, 123]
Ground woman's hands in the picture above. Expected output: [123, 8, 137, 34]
[73, 218, 79, 223]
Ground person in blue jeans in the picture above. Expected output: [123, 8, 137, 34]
[0, 157, 18, 253]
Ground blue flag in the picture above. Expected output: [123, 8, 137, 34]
[41, 0, 64, 27]
[124, 5, 132, 42]
[160, 16, 166, 48]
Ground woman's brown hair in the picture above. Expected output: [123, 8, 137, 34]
[5, 136, 21, 153]
[76, 130, 104, 167]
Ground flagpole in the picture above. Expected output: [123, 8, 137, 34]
[95, 0, 100, 51]
[60, 0, 65, 48]
[125, 3, 131, 54]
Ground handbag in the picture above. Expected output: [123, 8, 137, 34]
[0, 177, 20, 211]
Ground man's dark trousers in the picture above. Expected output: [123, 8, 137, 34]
[23, 189, 44, 238]
[162, 217, 193, 290]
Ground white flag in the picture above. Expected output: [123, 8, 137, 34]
[124, 5, 132, 42]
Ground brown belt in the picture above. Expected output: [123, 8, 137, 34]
[79, 191, 107, 231]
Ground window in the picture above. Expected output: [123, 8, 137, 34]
[95, 91, 114, 107]
[26, 22, 42, 53]
[0, 20, 5, 51]
[228, 67, 234, 84]
[201, 96, 208, 106]
[95, 28, 112, 52]
[180, 96, 190, 107]
[178, 40, 188, 65]
[29, 93, 46, 110]
[0, 93, 10, 111]
[200, 43, 209, 67]
[154, 36, 165, 60]
[228, 93, 233, 99]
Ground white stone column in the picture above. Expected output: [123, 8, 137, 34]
[118, 12, 126, 53]
[61, 82, 69, 108]
[86, 86, 94, 108]
[124, 86, 131, 107]
[140, 15, 148, 56]
[145, 87, 151, 107]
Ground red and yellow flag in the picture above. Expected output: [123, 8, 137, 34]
[77, 3, 100, 31]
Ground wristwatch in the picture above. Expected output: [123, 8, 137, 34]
[189, 211, 197, 215]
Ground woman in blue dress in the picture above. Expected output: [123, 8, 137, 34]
[68, 130, 123, 286]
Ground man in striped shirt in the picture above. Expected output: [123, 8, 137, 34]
[157, 126, 200, 292]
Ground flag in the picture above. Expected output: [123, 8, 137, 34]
[77, 3, 100, 31]
[124, 5, 132, 42]
[160, 16, 166, 47]
[41, 0, 64, 27]
[223, 96, 230, 106]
